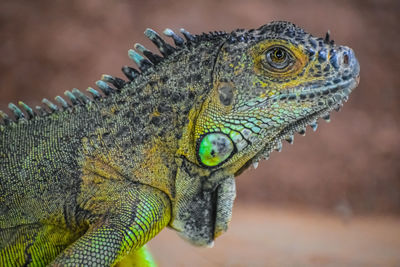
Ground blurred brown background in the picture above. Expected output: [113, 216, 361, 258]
[1, 0, 399, 266]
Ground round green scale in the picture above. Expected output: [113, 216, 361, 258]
[197, 132, 235, 167]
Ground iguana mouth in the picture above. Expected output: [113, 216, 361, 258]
[253, 74, 360, 164]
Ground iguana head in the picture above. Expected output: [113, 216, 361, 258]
[172, 21, 359, 246]
[194, 21, 360, 172]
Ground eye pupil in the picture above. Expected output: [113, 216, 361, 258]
[275, 49, 284, 59]
[264, 46, 293, 71]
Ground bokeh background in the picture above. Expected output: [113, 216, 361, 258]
[1, 0, 399, 266]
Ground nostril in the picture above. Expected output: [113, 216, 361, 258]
[343, 53, 349, 65]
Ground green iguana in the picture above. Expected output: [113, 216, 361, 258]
[0, 21, 360, 266]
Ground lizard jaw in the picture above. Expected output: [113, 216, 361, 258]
[252, 74, 360, 165]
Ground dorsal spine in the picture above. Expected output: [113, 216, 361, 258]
[0, 27, 227, 126]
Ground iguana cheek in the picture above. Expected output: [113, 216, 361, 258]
[197, 132, 235, 167]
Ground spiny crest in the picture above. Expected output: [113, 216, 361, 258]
[0, 27, 227, 126]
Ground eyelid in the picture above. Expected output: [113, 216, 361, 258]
[250, 40, 308, 77]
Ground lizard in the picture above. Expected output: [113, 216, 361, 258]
[0, 21, 360, 266]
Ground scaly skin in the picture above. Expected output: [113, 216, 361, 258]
[0, 21, 360, 266]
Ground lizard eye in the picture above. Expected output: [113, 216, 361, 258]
[197, 133, 235, 167]
[263, 46, 294, 71]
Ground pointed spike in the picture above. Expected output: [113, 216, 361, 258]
[180, 28, 195, 42]
[325, 30, 330, 43]
[64, 90, 78, 105]
[163, 28, 184, 46]
[122, 66, 139, 81]
[133, 43, 151, 54]
[128, 49, 152, 72]
[72, 88, 90, 104]
[252, 161, 259, 169]
[334, 105, 342, 112]
[310, 121, 318, 131]
[285, 135, 294, 144]
[142, 50, 163, 65]
[263, 152, 270, 160]
[274, 140, 282, 152]
[18, 101, 35, 119]
[95, 80, 113, 96]
[87, 87, 102, 100]
[298, 127, 306, 136]
[8, 103, 25, 120]
[42, 98, 58, 112]
[134, 43, 163, 64]
[35, 106, 47, 116]
[55, 96, 70, 109]
[323, 114, 331, 122]
[0, 110, 11, 125]
[101, 74, 126, 90]
[144, 28, 175, 57]
[133, 43, 148, 53]
[128, 49, 144, 65]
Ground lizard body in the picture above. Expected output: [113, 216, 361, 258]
[0, 21, 359, 266]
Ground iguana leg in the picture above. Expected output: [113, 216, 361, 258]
[50, 184, 170, 266]
[116, 245, 156, 267]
